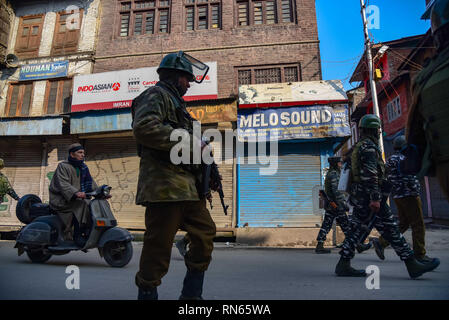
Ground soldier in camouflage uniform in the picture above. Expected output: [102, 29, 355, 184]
[407, 0, 449, 202]
[371, 136, 440, 267]
[132, 52, 216, 300]
[334, 115, 439, 278]
[0, 159, 20, 203]
[316, 157, 371, 254]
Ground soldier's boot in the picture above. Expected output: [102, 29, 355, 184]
[371, 238, 385, 261]
[416, 255, 441, 269]
[138, 287, 158, 300]
[315, 241, 331, 254]
[179, 270, 204, 300]
[404, 257, 441, 279]
[176, 237, 188, 257]
[335, 257, 367, 277]
[356, 242, 372, 253]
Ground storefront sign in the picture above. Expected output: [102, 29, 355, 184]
[19, 61, 69, 81]
[187, 103, 236, 124]
[237, 105, 350, 141]
[71, 62, 218, 112]
[238, 80, 348, 108]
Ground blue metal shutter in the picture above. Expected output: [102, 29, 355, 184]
[238, 142, 322, 227]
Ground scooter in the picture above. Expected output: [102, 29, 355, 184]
[14, 185, 134, 267]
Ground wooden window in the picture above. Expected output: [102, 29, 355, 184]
[5, 83, 33, 117]
[236, 64, 300, 85]
[119, 0, 171, 36]
[185, 0, 221, 30]
[238, 2, 248, 26]
[15, 15, 44, 59]
[52, 10, 83, 55]
[236, 0, 294, 26]
[44, 79, 73, 115]
[0, 5, 11, 53]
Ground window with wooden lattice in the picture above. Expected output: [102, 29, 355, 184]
[44, 79, 73, 115]
[15, 15, 44, 59]
[185, 0, 221, 31]
[237, 64, 300, 85]
[236, 0, 294, 26]
[5, 83, 33, 117]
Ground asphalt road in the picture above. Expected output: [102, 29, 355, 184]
[1, 228, 449, 300]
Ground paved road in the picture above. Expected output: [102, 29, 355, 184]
[1, 228, 448, 300]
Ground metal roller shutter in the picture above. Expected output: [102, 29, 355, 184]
[238, 142, 322, 227]
[84, 136, 144, 230]
[0, 138, 43, 229]
[210, 137, 234, 228]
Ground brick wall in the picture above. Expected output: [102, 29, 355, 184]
[94, 0, 322, 98]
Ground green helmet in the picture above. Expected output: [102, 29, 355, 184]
[393, 135, 407, 150]
[157, 51, 195, 82]
[358, 114, 382, 129]
[0, 158, 4, 170]
[431, 0, 449, 35]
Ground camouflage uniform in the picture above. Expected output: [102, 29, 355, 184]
[132, 80, 216, 291]
[316, 165, 351, 242]
[0, 172, 19, 203]
[339, 137, 414, 261]
[377, 152, 427, 258]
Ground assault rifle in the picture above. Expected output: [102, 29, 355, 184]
[199, 140, 229, 215]
[319, 189, 338, 211]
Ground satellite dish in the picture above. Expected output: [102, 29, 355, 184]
[5, 54, 19, 68]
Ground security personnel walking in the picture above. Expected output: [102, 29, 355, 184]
[0, 158, 20, 203]
[316, 157, 371, 254]
[132, 51, 216, 300]
[407, 0, 449, 202]
[335, 115, 439, 278]
[371, 136, 440, 266]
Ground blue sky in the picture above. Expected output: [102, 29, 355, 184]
[316, 0, 431, 90]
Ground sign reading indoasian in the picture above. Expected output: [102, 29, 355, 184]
[71, 62, 218, 112]
[237, 105, 351, 141]
[19, 61, 69, 81]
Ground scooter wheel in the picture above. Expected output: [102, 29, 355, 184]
[103, 241, 133, 268]
[26, 249, 52, 263]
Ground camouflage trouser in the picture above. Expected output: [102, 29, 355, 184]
[340, 202, 413, 260]
[316, 209, 351, 242]
[135, 199, 216, 290]
[379, 196, 426, 258]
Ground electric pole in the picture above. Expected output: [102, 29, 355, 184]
[360, 0, 385, 160]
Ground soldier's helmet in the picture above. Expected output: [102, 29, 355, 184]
[157, 51, 210, 84]
[393, 135, 407, 151]
[431, 0, 449, 35]
[328, 156, 341, 165]
[358, 114, 381, 129]
[157, 51, 195, 82]
[0, 158, 4, 170]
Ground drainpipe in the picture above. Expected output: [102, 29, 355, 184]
[39, 141, 48, 200]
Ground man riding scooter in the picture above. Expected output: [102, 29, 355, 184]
[49, 143, 105, 242]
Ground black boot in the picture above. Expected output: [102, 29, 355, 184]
[356, 242, 372, 253]
[179, 270, 204, 300]
[416, 255, 441, 269]
[138, 287, 158, 300]
[405, 257, 441, 279]
[335, 257, 367, 277]
[315, 241, 331, 254]
[371, 238, 385, 260]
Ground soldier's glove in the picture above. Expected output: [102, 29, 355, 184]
[369, 201, 381, 213]
[330, 202, 338, 210]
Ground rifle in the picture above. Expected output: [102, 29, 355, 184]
[199, 140, 229, 215]
[319, 189, 338, 211]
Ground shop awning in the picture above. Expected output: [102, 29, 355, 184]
[70, 109, 132, 134]
[0, 116, 63, 136]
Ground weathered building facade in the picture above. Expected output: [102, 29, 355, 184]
[0, 0, 101, 231]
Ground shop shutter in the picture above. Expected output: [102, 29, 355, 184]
[209, 138, 234, 228]
[84, 137, 144, 229]
[238, 142, 322, 227]
[0, 138, 43, 228]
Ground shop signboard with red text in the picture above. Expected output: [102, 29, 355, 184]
[71, 62, 217, 112]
